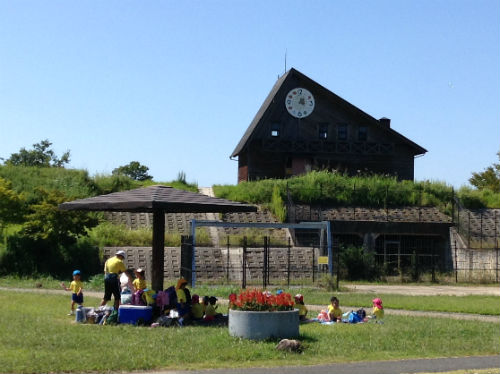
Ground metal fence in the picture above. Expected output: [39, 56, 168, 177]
[453, 207, 500, 249]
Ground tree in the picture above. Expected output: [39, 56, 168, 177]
[0, 177, 25, 225]
[4, 139, 70, 167]
[112, 161, 153, 181]
[469, 152, 500, 193]
[0, 188, 99, 277]
[21, 188, 97, 245]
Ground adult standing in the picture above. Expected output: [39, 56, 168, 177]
[100, 250, 129, 310]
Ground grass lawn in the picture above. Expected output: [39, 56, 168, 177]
[192, 285, 500, 315]
[1, 276, 499, 315]
[1, 290, 499, 373]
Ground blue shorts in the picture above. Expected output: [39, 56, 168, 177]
[72, 293, 83, 304]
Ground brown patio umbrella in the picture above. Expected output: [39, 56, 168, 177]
[59, 185, 256, 290]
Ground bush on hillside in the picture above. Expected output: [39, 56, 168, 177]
[339, 245, 378, 281]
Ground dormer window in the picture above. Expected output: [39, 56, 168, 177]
[338, 124, 348, 141]
[271, 123, 280, 137]
[319, 124, 328, 139]
[358, 126, 367, 141]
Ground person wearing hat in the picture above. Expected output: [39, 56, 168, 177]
[294, 294, 308, 321]
[371, 298, 384, 321]
[175, 277, 191, 320]
[60, 270, 84, 315]
[100, 250, 129, 310]
[133, 268, 147, 293]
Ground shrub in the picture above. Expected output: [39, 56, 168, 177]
[339, 245, 378, 281]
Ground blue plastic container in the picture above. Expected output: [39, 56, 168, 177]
[118, 305, 152, 324]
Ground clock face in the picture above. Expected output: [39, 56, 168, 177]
[285, 88, 315, 118]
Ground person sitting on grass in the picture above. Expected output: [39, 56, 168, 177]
[190, 294, 204, 321]
[175, 278, 191, 323]
[294, 294, 308, 321]
[60, 270, 83, 316]
[133, 268, 147, 292]
[204, 296, 222, 322]
[328, 296, 343, 322]
[202, 295, 210, 315]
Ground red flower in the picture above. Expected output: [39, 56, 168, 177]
[229, 289, 295, 311]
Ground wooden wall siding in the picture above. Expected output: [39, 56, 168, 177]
[232, 68, 426, 182]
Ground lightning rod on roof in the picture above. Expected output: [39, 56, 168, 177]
[284, 49, 287, 74]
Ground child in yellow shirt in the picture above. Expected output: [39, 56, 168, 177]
[294, 294, 308, 321]
[371, 298, 384, 321]
[327, 296, 342, 322]
[190, 294, 204, 320]
[133, 268, 147, 292]
[61, 270, 83, 316]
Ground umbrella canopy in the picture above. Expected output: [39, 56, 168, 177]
[59, 185, 257, 213]
[59, 185, 257, 290]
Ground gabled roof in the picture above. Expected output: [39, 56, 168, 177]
[59, 185, 257, 213]
[231, 68, 427, 158]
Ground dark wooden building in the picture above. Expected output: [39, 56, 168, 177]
[231, 68, 427, 183]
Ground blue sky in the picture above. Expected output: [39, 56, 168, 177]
[1, 1, 499, 188]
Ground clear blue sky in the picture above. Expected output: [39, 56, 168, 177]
[1, 1, 499, 188]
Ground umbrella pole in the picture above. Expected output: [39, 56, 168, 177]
[152, 209, 165, 291]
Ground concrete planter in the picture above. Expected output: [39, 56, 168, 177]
[228, 309, 299, 340]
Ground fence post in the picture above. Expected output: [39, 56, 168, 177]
[385, 186, 389, 221]
[226, 236, 230, 282]
[480, 212, 483, 249]
[263, 237, 267, 289]
[451, 188, 455, 224]
[335, 239, 340, 290]
[496, 210, 499, 284]
[312, 246, 316, 283]
[468, 212, 471, 248]
[431, 242, 436, 283]
[287, 237, 291, 287]
[242, 237, 247, 289]
[267, 236, 270, 286]
[454, 240, 458, 283]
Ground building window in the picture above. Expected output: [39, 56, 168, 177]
[319, 124, 328, 139]
[358, 126, 367, 141]
[271, 123, 280, 137]
[338, 124, 348, 141]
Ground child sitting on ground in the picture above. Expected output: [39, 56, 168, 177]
[133, 268, 147, 292]
[328, 296, 343, 322]
[204, 296, 221, 321]
[294, 294, 308, 321]
[202, 295, 210, 315]
[60, 270, 84, 316]
[190, 294, 204, 320]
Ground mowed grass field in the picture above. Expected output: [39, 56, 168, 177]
[0, 290, 499, 374]
[2, 276, 498, 315]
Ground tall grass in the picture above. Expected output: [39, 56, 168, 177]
[214, 171, 499, 210]
[86, 222, 212, 247]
